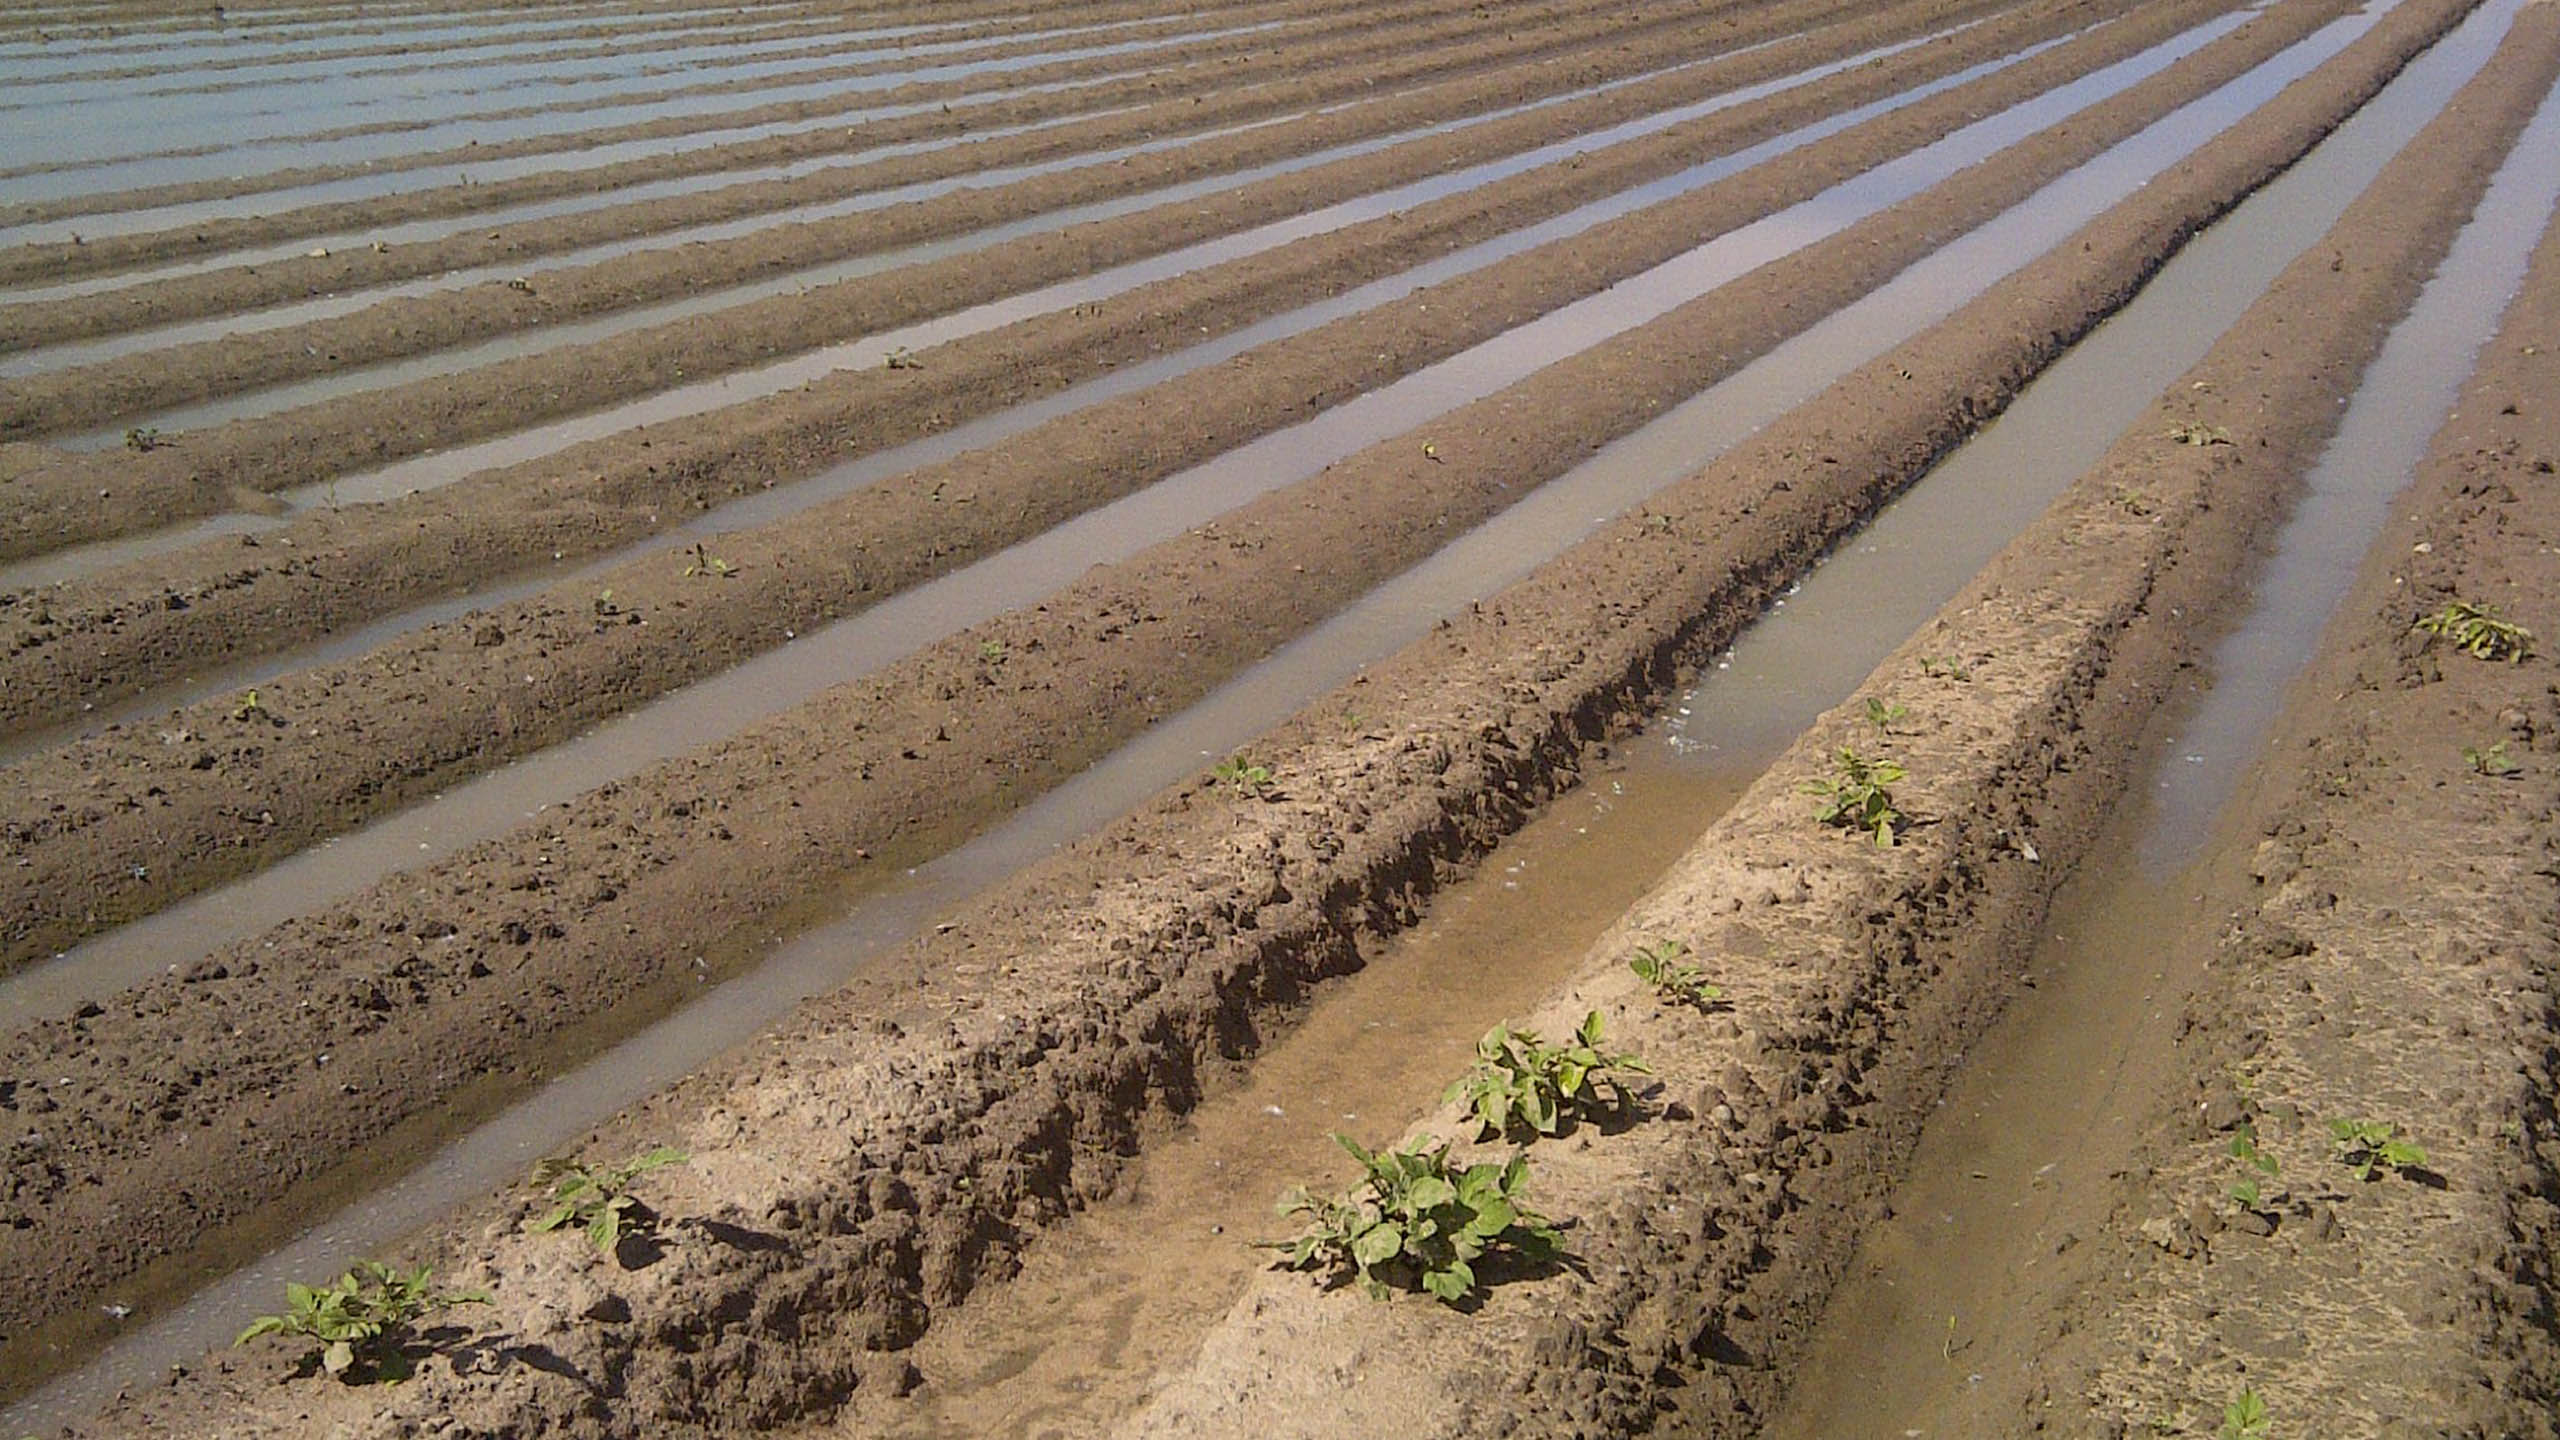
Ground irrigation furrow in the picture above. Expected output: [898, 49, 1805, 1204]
[0, 0, 1939, 399]
[0, 0, 2263, 969]
[0, 0, 1316, 237]
[1126, 6, 2558, 1432]
[0, 10, 1296, 202]
[0, 0, 2470, 1410]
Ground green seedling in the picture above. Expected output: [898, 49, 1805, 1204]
[2167, 421, 2232, 447]
[231, 688, 267, 721]
[978, 639, 1008, 664]
[1919, 655, 1971, 682]
[2226, 1123, 2282, 1210]
[1444, 1010, 1649, 1141]
[235, 1261, 487, 1381]
[681, 541, 735, 578]
[2416, 600, 2533, 663]
[1265, 1134, 1560, 1305]
[2329, 1118, 2426, 1182]
[1210, 756, 1274, 799]
[1628, 938, 1720, 1007]
[1803, 746, 1908, 847]
[2218, 1388, 2269, 1440]
[1862, 696, 1909, 732]
[527, 1145, 689, 1254]
[123, 426, 163, 453]
[2465, 740, 2521, 777]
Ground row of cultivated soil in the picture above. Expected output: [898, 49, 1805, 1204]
[0, 0, 2389, 1379]
[0, 0, 2015, 561]
[20, 0, 2539, 1431]
[2011, 141, 2560, 1440]
[0, 0, 1647, 362]
[1127, 5, 2560, 1433]
[0, 0, 2305, 970]
[0, 0, 1309, 241]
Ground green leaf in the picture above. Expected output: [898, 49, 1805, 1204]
[322, 1340, 356, 1377]
[1351, 1222, 1405, 1269]
[1407, 1176, 1456, 1211]
[1424, 1260, 1474, 1303]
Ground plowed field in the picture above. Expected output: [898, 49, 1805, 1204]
[1, 0, 2554, 1435]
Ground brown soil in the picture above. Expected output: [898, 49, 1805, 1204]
[6, 0, 2556, 1434]
[8, 0, 2284, 1366]
[1122, 8, 2560, 1435]
[0, 0, 1685, 356]
[2009, 142, 2560, 1440]
[0, 0, 2281, 979]
[0, 0, 2002, 551]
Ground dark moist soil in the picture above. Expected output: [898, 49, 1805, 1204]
[0, 0, 1988, 546]
[1120, 8, 2560, 1436]
[0, 0, 2275, 977]
[2014, 145, 2560, 1440]
[0, 0, 1685, 356]
[10, 0, 2487, 1422]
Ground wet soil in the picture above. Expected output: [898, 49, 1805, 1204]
[1121, 9, 2560, 1434]
[7, 0, 2507, 1427]
[0, 0, 2032, 558]
[2012, 128, 2560, 1440]
[8, 0, 2557, 1434]
[0, 0, 2278, 980]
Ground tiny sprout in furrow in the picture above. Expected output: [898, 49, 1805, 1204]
[1629, 938, 1720, 1007]
[2219, 1388, 2270, 1440]
[1265, 1134, 1560, 1305]
[1444, 1009, 1649, 1141]
[2225, 1122, 2282, 1211]
[1211, 755, 1276, 798]
[2329, 1118, 2426, 1181]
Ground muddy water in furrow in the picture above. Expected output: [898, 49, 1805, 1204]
[0, 106, 1134, 308]
[0, 68, 1136, 247]
[10, 12, 2006, 574]
[2, 18, 1269, 201]
[789, 11, 2540, 1427]
[27, 7, 1986, 442]
[1749, 12, 2560, 1440]
[0, 16, 2009, 753]
[0, 2, 2283, 1026]
[7, 15, 1901, 390]
[0, 15, 994, 151]
[0, 12, 2392, 1424]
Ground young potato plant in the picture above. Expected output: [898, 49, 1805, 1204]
[1444, 1010, 1649, 1140]
[2226, 1123, 2283, 1211]
[2464, 740, 2521, 777]
[2416, 600, 2534, 663]
[1210, 755, 1275, 799]
[1628, 938, 1721, 1008]
[2329, 1119, 2426, 1182]
[1803, 746, 1908, 846]
[1862, 695, 1909, 732]
[2218, 1389, 2270, 1440]
[1266, 1134, 1560, 1304]
[235, 1261, 487, 1381]
[527, 1145, 689, 1253]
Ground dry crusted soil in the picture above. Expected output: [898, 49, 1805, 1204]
[0, 0, 2554, 1435]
